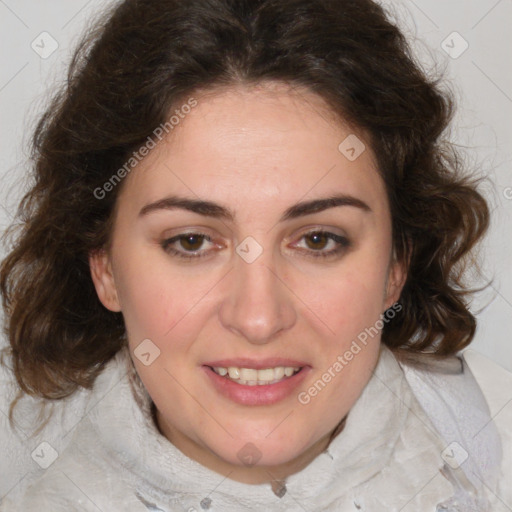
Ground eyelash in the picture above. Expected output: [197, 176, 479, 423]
[161, 232, 215, 260]
[160, 231, 351, 260]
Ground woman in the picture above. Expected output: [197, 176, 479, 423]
[0, 0, 510, 510]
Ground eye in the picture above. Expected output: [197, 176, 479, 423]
[161, 232, 216, 259]
[293, 230, 350, 258]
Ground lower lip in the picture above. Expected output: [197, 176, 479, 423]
[202, 366, 310, 406]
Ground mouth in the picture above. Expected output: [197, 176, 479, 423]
[202, 363, 310, 406]
[209, 365, 302, 385]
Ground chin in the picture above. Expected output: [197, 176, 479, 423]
[213, 431, 314, 468]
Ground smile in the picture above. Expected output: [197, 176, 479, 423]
[211, 366, 302, 385]
[203, 365, 310, 406]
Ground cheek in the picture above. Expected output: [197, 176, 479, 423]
[291, 259, 389, 342]
[296, 267, 387, 414]
[113, 253, 212, 344]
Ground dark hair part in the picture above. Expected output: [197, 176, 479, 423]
[1, 0, 489, 401]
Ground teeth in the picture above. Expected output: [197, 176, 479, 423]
[228, 367, 240, 379]
[213, 366, 301, 385]
[274, 367, 285, 379]
[258, 369, 274, 381]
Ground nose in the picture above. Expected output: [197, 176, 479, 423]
[218, 255, 297, 345]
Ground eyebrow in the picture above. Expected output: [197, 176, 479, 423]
[138, 194, 371, 221]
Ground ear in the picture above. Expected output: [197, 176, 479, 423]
[89, 249, 122, 312]
[383, 249, 408, 311]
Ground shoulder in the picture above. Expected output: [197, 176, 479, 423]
[462, 349, 512, 507]
[462, 349, 512, 457]
[0, 435, 148, 512]
[0, 405, 148, 512]
[0, 350, 85, 506]
[400, 348, 512, 509]
[0, 348, 145, 511]
[462, 349, 512, 420]
[0, 469, 98, 512]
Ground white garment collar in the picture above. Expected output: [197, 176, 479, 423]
[86, 345, 413, 511]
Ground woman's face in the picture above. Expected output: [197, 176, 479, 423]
[90, 82, 406, 481]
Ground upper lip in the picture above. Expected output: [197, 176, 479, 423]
[203, 358, 309, 369]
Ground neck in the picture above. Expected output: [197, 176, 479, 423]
[154, 406, 346, 485]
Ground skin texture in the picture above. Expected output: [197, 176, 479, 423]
[90, 82, 406, 484]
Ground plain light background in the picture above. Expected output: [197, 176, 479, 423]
[0, 0, 511, 369]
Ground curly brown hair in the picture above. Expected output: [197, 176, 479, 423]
[1, 0, 489, 403]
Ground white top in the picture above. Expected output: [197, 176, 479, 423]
[0, 345, 510, 511]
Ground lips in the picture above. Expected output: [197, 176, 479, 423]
[202, 361, 311, 406]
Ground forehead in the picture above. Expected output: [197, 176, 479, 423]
[119, 83, 389, 219]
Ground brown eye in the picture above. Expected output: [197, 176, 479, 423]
[179, 234, 206, 251]
[304, 232, 329, 250]
[161, 232, 216, 259]
[292, 230, 351, 259]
